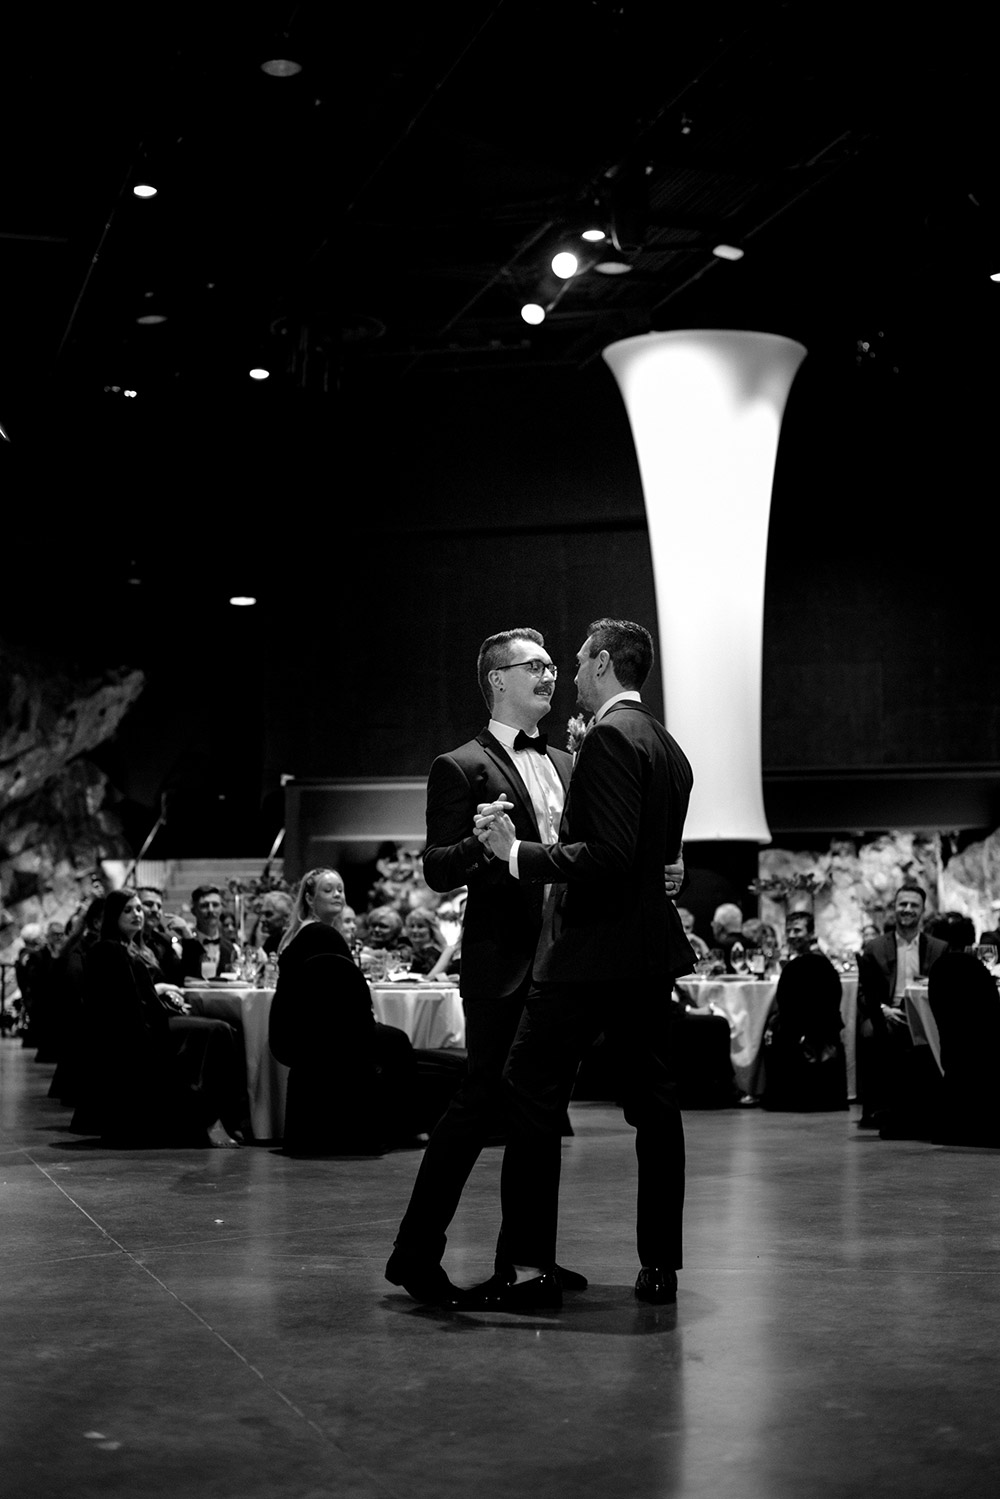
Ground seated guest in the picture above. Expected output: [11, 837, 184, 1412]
[71, 889, 242, 1147]
[362, 905, 405, 951]
[711, 903, 744, 970]
[48, 898, 105, 1105]
[401, 909, 461, 979]
[14, 923, 50, 1045]
[925, 911, 976, 952]
[928, 951, 1000, 1146]
[760, 916, 848, 1111]
[220, 909, 242, 950]
[677, 908, 710, 961]
[251, 891, 293, 954]
[336, 904, 359, 950]
[180, 884, 238, 981]
[269, 869, 420, 1155]
[786, 911, 822, 956]
[137, 886, 185, 985]
[856, 883, 948, 1134]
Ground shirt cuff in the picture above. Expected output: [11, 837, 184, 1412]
[509, 839, 522, 879]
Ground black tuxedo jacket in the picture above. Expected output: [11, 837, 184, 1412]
[517, 699, 693, 986]
[180, 934, 238, 981]
[422, 727, 572, 1001]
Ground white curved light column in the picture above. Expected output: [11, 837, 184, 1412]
[603, 330, 806, 843]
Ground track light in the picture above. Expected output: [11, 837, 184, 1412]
[712, 244, 745, 262]
[551, 251, 579, 279]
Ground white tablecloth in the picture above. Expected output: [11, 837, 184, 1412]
[676, 974, 859, 1097]
[370, 984, 466, 1050]
[187, 981, 465, 1140]
[904, 984, 942, 1072]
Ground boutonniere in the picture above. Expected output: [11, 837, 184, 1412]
[566, 714, 592, 758]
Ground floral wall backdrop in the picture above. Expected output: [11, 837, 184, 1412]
[755, 831, 967, 955]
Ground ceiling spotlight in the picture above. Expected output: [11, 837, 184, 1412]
[520, 303, 546, 326]
[261, 58, 302, 77]
[551, 251, 579, 279]
[229, 596, 257, 607]
[990, 271, 1000, 282]
[593, 244, 632, 275]
[712, 243, 745, 262]
[249, 367, 270, 380]
[581, 228, 606, 243]
[133, 184, 158, 199]
[136, 313, 167, 325]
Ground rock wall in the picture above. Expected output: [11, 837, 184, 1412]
[0, 646, 145, 952]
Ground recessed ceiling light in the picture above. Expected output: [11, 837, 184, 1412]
[261, 58, 302, 77]
[133, 184, 158, 199]
[520, 303, 546, 326]
[136, 314, 167, 325]
[249, 367, 270, 380]
[712, 243, 745, 261]
[581, 228, 606, 242]
[229, 596, 257, 607]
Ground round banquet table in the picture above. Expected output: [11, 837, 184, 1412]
[675, 973, 858, 1098]
[186, 981, 465, 1140]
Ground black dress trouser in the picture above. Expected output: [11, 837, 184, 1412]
[394, 979, 530, 1267]
[497, 981, 685, 1272]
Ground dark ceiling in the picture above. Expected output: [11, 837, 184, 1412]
[1, 0, 997, 636]
[2, 2, 996, 414]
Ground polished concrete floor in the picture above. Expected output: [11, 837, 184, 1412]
[3, 1037, 1000, 1499]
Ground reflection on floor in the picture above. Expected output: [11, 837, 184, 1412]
[3, 1037, 1000, 1499]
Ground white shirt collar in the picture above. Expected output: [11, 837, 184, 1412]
[595, 690, 641, 723]
[489, 719, 541, 748]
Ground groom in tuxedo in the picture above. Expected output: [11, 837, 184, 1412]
[465, 618, 694, 1312]
[385, 627, 577, 1305]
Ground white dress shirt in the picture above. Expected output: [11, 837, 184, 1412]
[488, 720, 564, 857]
[500, 699, 643, 879]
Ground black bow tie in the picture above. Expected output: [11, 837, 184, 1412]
[513, 731, 547, 754]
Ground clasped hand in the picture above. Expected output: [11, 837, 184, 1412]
[474, 799, 516, 860]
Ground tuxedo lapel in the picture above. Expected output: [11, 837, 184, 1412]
[477, 730, 541, 837]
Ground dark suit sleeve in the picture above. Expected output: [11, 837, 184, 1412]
[516, 722, 640, 885]
[423, 752, 509, 894]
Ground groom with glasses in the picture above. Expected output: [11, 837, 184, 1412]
[385, 627, 581, 1306]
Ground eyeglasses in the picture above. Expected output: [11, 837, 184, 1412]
[495, 658, 558, 679]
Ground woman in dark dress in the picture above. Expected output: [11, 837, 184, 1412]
[71, 889, 242, 1147]
[269, 868, 418, 1154]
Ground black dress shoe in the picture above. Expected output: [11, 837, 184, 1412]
[384, 1253, 459, 1307]
[456, 1271, 563, 1313]
[635, 1267, 678, 1304]
[554, 1264, 588, 1292]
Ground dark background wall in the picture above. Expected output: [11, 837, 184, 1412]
[3, 300, 996, 859]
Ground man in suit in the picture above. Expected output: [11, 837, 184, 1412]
[180, 885, 238, 982]
[385, 627, 576, 1306]
[856, 882, 948, 1129]
[464, 618, 693, 1312]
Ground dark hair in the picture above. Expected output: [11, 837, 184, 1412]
[787, 910, 815, 934]
[477, 628, 545, 711]
[137, 886, 163, 899]
[191, 885, 222, 906]
[927, 911, 976, 950]
[585, 618, 653, 691]
[99, 890, 157, 968]
[895, 882, 927, 907]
